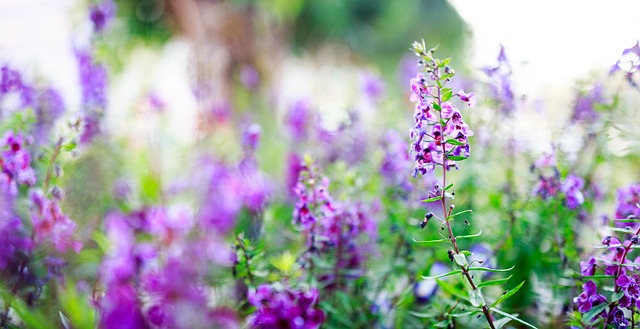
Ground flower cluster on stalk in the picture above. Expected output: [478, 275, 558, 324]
[408, 42, 475, 176]
[574, 196, 640, 326]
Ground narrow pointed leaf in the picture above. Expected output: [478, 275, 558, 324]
[468, 265, 515, 273]
[455, 230, 482, 240]
[422, 196, 443, 203]
[412, 237, 448, 245]
[477, 275, 512, 288]
[492, 308, 538, 329]
[490, 280, 525, 308]
[448, 156, 468, 161]
[435, 278, 468, 301]
[447, 209, 473, 219]
[582, 302, 608, 323]
[422, 270, 462, 280]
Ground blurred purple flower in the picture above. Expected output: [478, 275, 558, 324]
[198, 163, 243, 235]
[286, 152, 304, 197]
[380, 130, 412, 192]
[75, 49, 108, 143]
[30, 189, 82, 253]
[89, 0, 116, 33]
[611, 41, 640, 89]
[99, 283, 146, 329]
[33, 87, 65, 144]
[240, 65, 260, 90]
[287, 99, 310, 140]
[0, 131, 36, 193]
[562, 174, 585, 210]
[242, 123, 262, 153]
[482, 46, 516, 115]
[414, 262, 448, 303]
[615, 183, 640, 221]
[0, 216, 32, 269]
[361, 70, 385, 101]
[571, 83, 604, 123]
[248, 284, 325, 329]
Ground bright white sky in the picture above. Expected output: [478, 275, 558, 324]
[450, 0, 640, 94]
[1, 0, 639, 140]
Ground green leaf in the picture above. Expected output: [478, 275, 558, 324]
[59, 283, 97, 329]
[468, 265, 515, 273]
[611, 290, 625, 303]
[453, 253, 468, 266]
[613, 218, 640, 223]
[580, 275, 616, 279]
[422, 269, 462, 280]
[442, 90, 453, 102]
[421, 196, 443, 203]
[436, 278, 468, 301]
[492, 308, 538, 329]
[448, 209, 473, 219]
[490, 281, 525, 308]
[433, 103, 442, 111]
[0, 289, 50, 329]
[412, 237, 448, 245]
[582, 302, 608, 323]
[443, 183, 454, 190]
[448, 155, 468, 161]
[477, 275, 512, 288]
[469, 289, 485, 307]
[454, 230, 482, 241]
[445, 139, 466, 146]
[493, 316, 513, 328]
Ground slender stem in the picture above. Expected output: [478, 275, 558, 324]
[432, 65, 496, 329]
[43, 138, 64, 191]
[237, 236, 255, 286]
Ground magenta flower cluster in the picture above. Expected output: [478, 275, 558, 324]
[408, 51, 476, 176]
[248, 284, 325, 329]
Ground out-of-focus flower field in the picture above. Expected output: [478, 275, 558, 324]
[1, 0, 640, 328]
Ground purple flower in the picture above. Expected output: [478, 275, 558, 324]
[414, 262, 448, 303]
[571, 83, 604, 123]
[33, 87, 65, 144]
[0, 65, 32, 106]
[408, 64, 474, 176]
[89, 0, 116, 33]
[562, 174, 585, 210]
[240, 65, 260, 90]
[0, 131, 36, 193]
[482, 46, 516, 115]
[380, 130, 412, 190]
[197, 162, 243, 235]
[30, 189, 82, 253]
[98, 283, 146, 329]
[75, 49, 108, 143]
[286, 153, 304, 197]
[0, 216, 32, 269]
[287, 99, 310, 140]
[611, 41, 640, 89]
[573, 281, 607, 316]
[580, 257, 596, 276]
[242, 123, 262, 153]
[615, 183, 640, 221]
[361, 70, 385, 101]
[248, 284, 325, 329]
[458, 90, 477, 107]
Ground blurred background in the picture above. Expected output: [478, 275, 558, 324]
[2, 0, 640, 157]
[2, 1, 640, 327]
